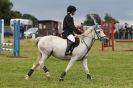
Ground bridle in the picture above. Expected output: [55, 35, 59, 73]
[93, 25, 103, 40]
[80, 25, 107, 60]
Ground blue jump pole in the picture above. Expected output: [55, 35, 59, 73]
[0, 20, 20, 57]
[13, 20, 20, 57]
[0, 19, 2, 54]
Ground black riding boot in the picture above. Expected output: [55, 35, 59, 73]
[70, 43, 75, 53]
[65, 40, 74, 55]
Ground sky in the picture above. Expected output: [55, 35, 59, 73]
[11, 0, 133, 25]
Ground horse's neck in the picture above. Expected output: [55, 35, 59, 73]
[79, 28, 96, 46]
[82, 28, 95, 39]
[82, 35, 93, 44]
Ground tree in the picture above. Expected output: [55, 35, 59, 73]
[9, 11, 22, 19]
[0, 0, 13, 25]
[0, 0, 38, 26]
[22, 14, 38, 26]
[104, 13, 119, 23]
[83, 14, 101, 26]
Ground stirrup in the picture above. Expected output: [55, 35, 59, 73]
[65, 51, 72, 55]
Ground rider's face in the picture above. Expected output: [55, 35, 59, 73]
[71, 11, 76, 16]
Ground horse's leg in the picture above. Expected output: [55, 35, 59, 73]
[59, 57, 77, 81]
[38, 53, 50, 79]
[81, 57, 92, 80]
[25, 52, 41, 80]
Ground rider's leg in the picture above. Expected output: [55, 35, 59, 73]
[65, 40, 74, 55]
[65, 34, 75, 55]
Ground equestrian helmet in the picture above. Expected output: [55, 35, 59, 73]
[67, 5, 77, 13]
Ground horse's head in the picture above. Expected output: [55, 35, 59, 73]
[94, 25, 109, 42]
[82, 25, 109, 42]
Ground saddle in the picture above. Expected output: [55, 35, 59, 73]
[74, 36, 80, 47]
[61, 32, 80, 50]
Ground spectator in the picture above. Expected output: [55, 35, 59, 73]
[129, 25, 133, 39]
[20, 24, 25, 39]
[120, 23, 128, 39]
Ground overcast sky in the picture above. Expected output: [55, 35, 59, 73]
[11, 0, 133, 25]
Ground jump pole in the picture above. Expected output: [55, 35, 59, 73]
[13, 20, 20, 57]
[0, 19, 20, 57]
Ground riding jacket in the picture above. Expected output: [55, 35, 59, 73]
[63, 14, 82, 38]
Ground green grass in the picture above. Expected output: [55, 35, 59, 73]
[0, 38, 133, 88]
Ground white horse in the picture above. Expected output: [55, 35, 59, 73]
[25, 25, 108, 81]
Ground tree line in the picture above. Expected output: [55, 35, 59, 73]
[83, 13, 119, 26]
[0, 0, 119, 26]
[0, 0, 38, 26]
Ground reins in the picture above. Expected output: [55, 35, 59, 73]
[80, 29, 95, 60]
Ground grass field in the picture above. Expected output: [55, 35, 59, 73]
[0, 38, 133, 88]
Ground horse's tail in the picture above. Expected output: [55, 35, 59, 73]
[35, 37, 42, 46]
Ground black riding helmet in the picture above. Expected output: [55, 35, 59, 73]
[67, 5, 77, 13]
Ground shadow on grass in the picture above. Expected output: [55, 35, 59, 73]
[116, 49, 133, 52]
[0, 54, 28, 58]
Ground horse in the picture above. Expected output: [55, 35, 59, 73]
[25, 25, 108, 81]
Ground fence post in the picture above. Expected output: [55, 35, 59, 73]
[101, 21, 115, 51]
[0, 19, 2, 54]
[13, 20, 20, 57]
[0, 20, 20, 57]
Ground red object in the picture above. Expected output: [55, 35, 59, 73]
[101, 21, 115, 51]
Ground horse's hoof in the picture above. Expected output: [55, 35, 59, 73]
[47, 76, 51, 80]
[87, 74, 92, 80]
[25, 75, 30, 80]
[46, 72, 51, 80]
[59, 78, 64, 81]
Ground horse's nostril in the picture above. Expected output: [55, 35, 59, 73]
[97, 31, 100, 33]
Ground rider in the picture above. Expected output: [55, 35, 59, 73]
[63, 5, 83, 55]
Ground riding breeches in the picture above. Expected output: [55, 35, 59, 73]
[67, 34, 75, 43]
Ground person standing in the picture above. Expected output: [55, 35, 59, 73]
[20, 24, 25, 39]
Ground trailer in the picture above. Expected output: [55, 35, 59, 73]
[38, 20, 62, 37]
[10, 19, 33, 31]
